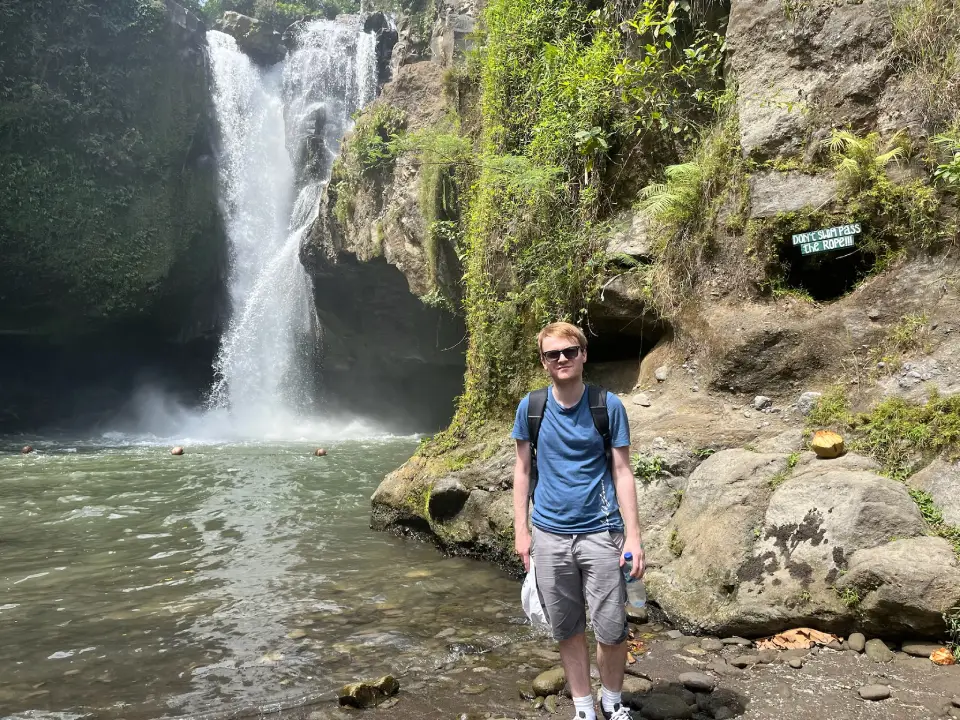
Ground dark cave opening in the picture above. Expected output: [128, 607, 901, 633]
[583, 317, 671, 393]
[778, 237, 877, 302]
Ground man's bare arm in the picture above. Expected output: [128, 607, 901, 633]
[612, 445, 645, 577]
[513, 440, 532, 572]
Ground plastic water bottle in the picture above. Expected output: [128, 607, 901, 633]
[622, 552, 646, 611]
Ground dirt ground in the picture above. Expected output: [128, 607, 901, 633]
[254, 620, 960, 720]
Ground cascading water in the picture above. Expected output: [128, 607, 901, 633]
[205, 22, 377, 438]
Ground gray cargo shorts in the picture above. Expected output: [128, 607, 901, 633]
[531, 526, 628, 645]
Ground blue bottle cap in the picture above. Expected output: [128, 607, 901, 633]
[623, 552, 633, 561]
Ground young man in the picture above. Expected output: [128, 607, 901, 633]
[512, 322, 644, 720]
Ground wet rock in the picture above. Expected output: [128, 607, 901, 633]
[461, 684, 488, 695]
[623, 675, 653, 696]
[811, 430, 845, 458]
[847, 633, 866, 653]
[638, 693, 694, 719]
[864, 639, 895, 663]
[216, 11, 284, 64]
[859, 684, 891, 701]
[700, 638, 725, 652]
[314, 448, 327, 456]
[428, 478, 470, 521]
[337, 675, 399, 708]
[901, 641, 942, 657]
[655, 366, 670, 382]
[532, 666, 566, 697]
[713, 709, 734, 720]
[517, 681, 536, 700]
[171, 446, 184, 456]
[543, 694, 558, 714]
[21, 445, 33, 454]
[286, 628, 307, 639]
[684, 644, 707, 656]
[678, 672, 716, 692]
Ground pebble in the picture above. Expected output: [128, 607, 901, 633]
[684, 644, 707, 656]
[729, 655, 758, 668]
[532, 666, 566, 697]
[705, 659, 741, 677]
[461, 684, 488, 695]
[639, 692, 694, 719]
[756, 649, 778, 664]
[865, 639, 895, 663]
[858, 685, 891, 701]
[435, 627, 456, 638]
[517, 681, 536, 700]
[847, 633, 866, 653]
[632, 393, 652, 407]
[678, 672, 716, 692]
[285, 629, 307, 639]
[655, 366, 670, 382]
[826, 640, 844, 651]
[901, 641, 942, 657]
[666, 630, 685, 639]
[753, 395, 772, 410]
[543, 695, 558, 713]
[721, 637, 752, 647]
[623, 676, 653, 695]
[788, 658, 804, 669]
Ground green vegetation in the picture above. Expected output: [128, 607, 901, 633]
[632, 453, 665, 483]
[331, 104, 407, 226]
[944, 606, 960, 660]
[932, 128, 960, 193]
[669, 526, 685, 557]
[768, 453, 799, 490]
[891, 0, 960, 132]
[909, 487, 960, 555]
[835, 586, 860, 609]
[432, 0, 727, 436]
[0, 0, 220, 335]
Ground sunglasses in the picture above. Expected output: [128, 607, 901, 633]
[541, 345, 582, 362]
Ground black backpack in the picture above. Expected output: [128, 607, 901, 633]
[526, 384, 612, 500]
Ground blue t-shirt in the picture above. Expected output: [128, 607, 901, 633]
[511, 386, 630, 534]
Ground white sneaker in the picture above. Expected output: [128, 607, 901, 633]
[599, 701, 633, 720]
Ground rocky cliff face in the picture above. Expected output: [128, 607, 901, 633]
[356, 0, 960, 640]
[0, 0, 226, 430]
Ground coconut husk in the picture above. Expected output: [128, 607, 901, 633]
[755, 627, 839, 650]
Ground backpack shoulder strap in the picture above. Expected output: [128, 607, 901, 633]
[587, 384, 611, 452]
[527, 387, 549, 450]
[526, 387, 548, 500]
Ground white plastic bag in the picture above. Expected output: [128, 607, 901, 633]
[521, 560, 550, 630]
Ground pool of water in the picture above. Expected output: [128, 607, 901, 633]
[0, 437, 524, 719]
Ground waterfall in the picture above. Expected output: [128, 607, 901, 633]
[205, 22, 377, 437]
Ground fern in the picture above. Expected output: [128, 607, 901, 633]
[824, 130, 906, 192]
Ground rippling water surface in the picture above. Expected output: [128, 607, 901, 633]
[0, 438, 523, 719]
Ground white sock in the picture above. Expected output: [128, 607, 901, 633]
[572, 694, 596, 720]
[601, 686, 622, 713]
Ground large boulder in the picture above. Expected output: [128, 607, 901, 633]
[648, 449, 945, 637]
[834, 537, 960, 636]
[216, 12, 284, 64]
[909, 459, 960, 526]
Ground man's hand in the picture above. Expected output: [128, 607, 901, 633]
[621, 538, 645, 579]
[515, 525, 532, 573]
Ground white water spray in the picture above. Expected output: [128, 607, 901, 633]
[204, 22, 377, 438]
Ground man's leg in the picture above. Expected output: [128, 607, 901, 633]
[596, 638, 627, 693]
[532, 528, 595, 718]
[557, 632, 592, 698]
[579, 531, 629, 717]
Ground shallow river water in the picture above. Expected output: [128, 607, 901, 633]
[0, 437, 525, 720]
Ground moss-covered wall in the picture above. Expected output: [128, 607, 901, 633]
[0, 0, 224, 340]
